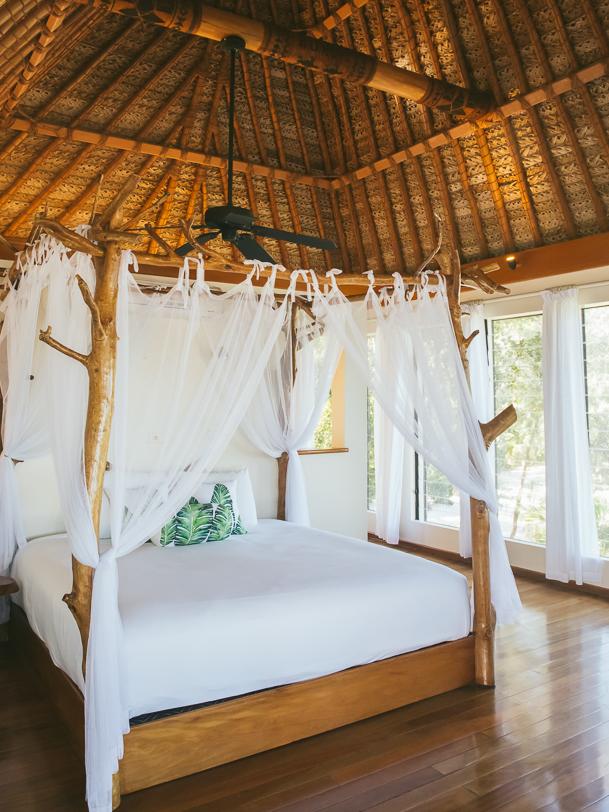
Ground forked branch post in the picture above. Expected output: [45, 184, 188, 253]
[36, 179, 141, 673]
[445, 250, 517, 688]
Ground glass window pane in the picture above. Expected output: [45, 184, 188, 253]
[312, 393, 333, 449]
[492, 314, 545, 544]
[422, 463, 460, 527]
[582, 304, 609, 558]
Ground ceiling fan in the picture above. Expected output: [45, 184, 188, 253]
[176, 35, 337, 263]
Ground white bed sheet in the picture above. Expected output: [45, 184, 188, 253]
[11, 520, 471, 718]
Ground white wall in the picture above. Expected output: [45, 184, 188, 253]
[15, 352, 369, 542]
[302, 351, 368, 539]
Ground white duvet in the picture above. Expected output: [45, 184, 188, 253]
[11, 520, 471, 718]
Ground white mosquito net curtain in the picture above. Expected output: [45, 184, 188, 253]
[0, 242, 520, 812]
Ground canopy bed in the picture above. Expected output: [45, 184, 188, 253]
[0, 179, 520, 812]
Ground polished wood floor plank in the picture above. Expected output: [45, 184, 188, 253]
[2, 558, 609, 811]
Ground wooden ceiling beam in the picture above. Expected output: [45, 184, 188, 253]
[4, 116, 333, 191]
[332, 57, 609, 191]
[307, 0, 370, 38]
[72, 0, 493, 118]
[4, 230, 609, 295]
[469, 231, 609, 288]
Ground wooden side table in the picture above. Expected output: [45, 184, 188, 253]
[0, 575, 19, 643]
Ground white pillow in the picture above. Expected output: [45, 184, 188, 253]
[197, 469, 258, 528]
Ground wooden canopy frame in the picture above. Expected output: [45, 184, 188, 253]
[7, 178, 516, 809]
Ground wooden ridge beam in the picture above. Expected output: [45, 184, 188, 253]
[71, 0, 492, 118]
[331, 57, 609, 190]
[4, 116, 333, 190]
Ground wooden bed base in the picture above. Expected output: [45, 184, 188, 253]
[11, 604, 475, 796]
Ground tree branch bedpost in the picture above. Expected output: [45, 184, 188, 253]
[445, 251, 517, 688]
[276, 299, 299, 520]
[37, 175, 141, 809]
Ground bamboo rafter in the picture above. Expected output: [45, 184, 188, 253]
[4, 116, 334, 190]
[2, 0, 73, 117]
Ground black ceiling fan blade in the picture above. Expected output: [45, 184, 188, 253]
[229, 232, 277, 264]
[251, 224, 337, 251]
[175, 231, 219, 257]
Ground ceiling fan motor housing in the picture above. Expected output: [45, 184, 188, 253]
[205, 205, 255, 230]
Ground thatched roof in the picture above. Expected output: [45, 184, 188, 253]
[0, 0, 608, 282]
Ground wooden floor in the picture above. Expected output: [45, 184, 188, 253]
[2, 560, 609, 811]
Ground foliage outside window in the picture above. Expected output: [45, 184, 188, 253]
[420, 462, 460, 527]
[306, 351, 345, 451]
[492, 314, 545, 544]
[582, 304, 609, 558]
[312, 393, 333, 449]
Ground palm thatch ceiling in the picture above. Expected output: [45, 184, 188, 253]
[0, 0, 608, 281]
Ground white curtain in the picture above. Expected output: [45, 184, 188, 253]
[373, 320, 405, 545]
[42, 252, 291, 812]
[0, 237, 59, 620]
[459, 303, 494, 558]
[241, 300, 340, 525]
[542, 287, 600, 584]
[313, 273, 521, 625]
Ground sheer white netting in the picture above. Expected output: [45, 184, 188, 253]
[0, 237, 62, 621]
[459, 302, 494, 558]
[373, 304, 405, 545]
[43, 252, 291, 811]
[542, 287, 600, 584]
[3, 243, 523, 812]
[241, 290, 340, 525]
[312, 271, 521, 626]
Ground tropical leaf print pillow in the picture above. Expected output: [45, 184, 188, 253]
[210, 483, 247, 536]
[174, 499, 215, 546]
[151, 484, 247, 546]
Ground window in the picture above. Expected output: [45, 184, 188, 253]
[491, 313, 545, 544]
[312, 394, 333, 449]
[582, 304, 609, 558]
[304, 354, 346, 452]
[418, 461, 460, 527]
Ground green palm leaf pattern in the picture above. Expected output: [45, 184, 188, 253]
[233, 516, 247, 535]
[210, 483, 247, 536]
[208, 503, 234, 541]
[174, 498, 215, 546]
[159, 515, 177, 546]
[157, 482, 249, 548]
[211, 483, 232, 509]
